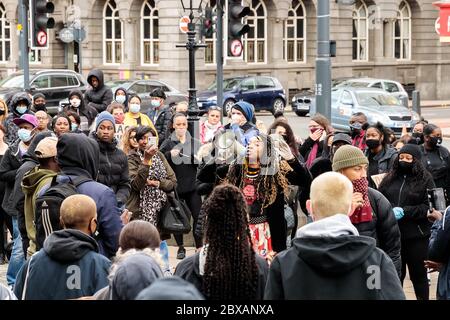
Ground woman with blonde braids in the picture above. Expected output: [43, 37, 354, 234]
[197, 133, 312, 257]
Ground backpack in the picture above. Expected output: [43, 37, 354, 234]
[34, 175, 91, 251]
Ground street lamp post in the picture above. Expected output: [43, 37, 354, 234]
[177, 0, 207, 137]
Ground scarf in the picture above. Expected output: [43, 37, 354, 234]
[350, 178, 373, 224]
[305, 142, 319, 169]
[139, 153, 168, 226]
[203, 121, 222, 143]
[352, 130, 367, 151]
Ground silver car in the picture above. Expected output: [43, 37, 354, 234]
[331, 87, 420, 136]
[335, 77, 409, 101]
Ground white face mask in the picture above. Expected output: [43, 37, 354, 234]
[70, 98, 81, 108]
[129, 103, 141, 113]
[115, 95, 126, 104]
[231, 114, 242, 125]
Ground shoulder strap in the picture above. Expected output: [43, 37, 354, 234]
[72, 176, 92, 187]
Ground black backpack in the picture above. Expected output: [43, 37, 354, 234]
[34, 176, 91, 251]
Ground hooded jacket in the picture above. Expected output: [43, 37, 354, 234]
[21, 166, 57, 257]
[366, 146, 398, 179]
[4, 92, 33, 145]
[114, 87, 129, 109]
[84, 69, 113, 113]
[56, 133, 123, 258]
[65, 89, 98, 133]
[90, 132, 130, 207]
[147, 105, 173, 146]
[264, 214, 405, 300]
[223, 122, 259, 147]
[428, 207, 450, 300]
[14, 229, 111, 300]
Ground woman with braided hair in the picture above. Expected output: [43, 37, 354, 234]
[174, 184, 268, 300]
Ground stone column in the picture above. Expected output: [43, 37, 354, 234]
[118, 15, 139, 71]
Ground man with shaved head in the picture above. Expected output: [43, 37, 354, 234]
[265, 172, 405, 300]
[13, 195, 111, 300]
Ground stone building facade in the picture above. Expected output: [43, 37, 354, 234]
[0, 0, 447, 100]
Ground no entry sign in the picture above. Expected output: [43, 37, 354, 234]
[37, 30, 48, 46]
[179, 16, 190, 33]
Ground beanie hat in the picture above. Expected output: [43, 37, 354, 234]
[399, 144, 422, 161]
[95, 111, 115, 132]
[232, 101, 254, 122]
[136, 276, 205, 300]
[332, 145, 369, 172]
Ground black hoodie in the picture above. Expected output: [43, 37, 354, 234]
[264, 234, 405, 300]
[65, 89, 98, 133]
[84, 69, 113, 113]
[14, 229, 111, 300]
[4, 92, 33, 145]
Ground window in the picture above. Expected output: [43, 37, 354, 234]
[257, 77, 275, 89]
[205, 0, 216, 64]
[67, 76, 79, 87]
[341, 91, 353, 104]
[352, 1, 368, 61]
[104, 0, 123, 64]
[141, 0, 159, 65]
[283, 0, 306, 62]
[371, 82, 382, 89]
[393, 1, 411, 60]
[0, 3, 10, 63]
[385, 82, 400, 93]
[240, 78, 256, 91]
[32, 75, 50, 89]
[51, 76, 69, 87]
[130, 83, 147, 94]
[244, 0, 266, 63]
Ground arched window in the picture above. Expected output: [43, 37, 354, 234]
[141, 0, 159, 65]
[394, 1, 411, 60]
[283, 0, 306, 63]
[244, 0, 266, 63]
[205, 0, 216, 64]
[352, 1, 368, 61]
[0, 3, 10, 63]
[103, 0, 123, 64]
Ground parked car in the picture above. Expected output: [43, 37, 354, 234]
[197, 76, 287, 115]
[106, 79, 188, 113]
[331, 87, 420, 136]
[292, 89, 315, 117]
[335, 77, 409, 101]
[0, 69, 87, 115]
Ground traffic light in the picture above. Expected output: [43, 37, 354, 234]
[228, 0, 250, 57]
[30, 0, 55, 48]
[203, 5, 214, 38]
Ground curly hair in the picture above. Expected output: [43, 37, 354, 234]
[267, 120, 299, 157]
[121, 126, 137, 155]
[202, 184, 259, 300]
[366, 122, 391, 146]
[225, 133, 292, 211]
[379, 153, 429, 189]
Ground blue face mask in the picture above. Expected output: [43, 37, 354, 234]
[129, 103, 141, 113]
[71, 123, 78, 132]
[151, 99, 161, 108]
[18, 128, 32, 142]
[115, 95, 126, 104]
[16, 106, 27, 114]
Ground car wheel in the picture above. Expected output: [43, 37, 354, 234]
[223, 99, 236, 116]
[272, 98, 285, 114]
[295, 111, 307, 117]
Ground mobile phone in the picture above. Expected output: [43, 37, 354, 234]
[427, 188, 447, 212]
[148, 136, 158, 146]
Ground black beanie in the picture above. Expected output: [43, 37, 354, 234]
[399, 144, 422, 161]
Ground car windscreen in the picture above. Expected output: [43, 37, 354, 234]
[0, 74, 24, 88]
[207, 78, 241, 91]
[356, 92, 401, 107]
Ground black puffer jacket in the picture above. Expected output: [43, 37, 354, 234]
[65, 89, 98, 133]
[0, 139, 23, 217]
[356, 188, 402, 276]
[147, 106, 172, 146]
[91, 133, 130, 208]
[84, 69, 113, 113]
[379, 171, 435, 241]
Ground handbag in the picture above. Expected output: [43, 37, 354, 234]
[158, 190, 192, 234]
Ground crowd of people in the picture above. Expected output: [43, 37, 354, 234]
[0, 68, 450, 300]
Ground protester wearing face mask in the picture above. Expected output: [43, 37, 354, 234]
[410, 121, 427, 145]
[124, 95, 157, 134]
[420, 124, 450, 205]
[65, 111, 82, 134]
[64, 89, 97, 135]
[147, 88, 172, 145]
[364, 122, 398, 189]
[160, 113, 203, 259]
[379, 144, 435, 300]
[31, 93, 47, 113]
[0, 114, 38, 287]
[107, 103, 126, 125]
[4, 92, 34, 145]
[222, 101, 259, 147]
[332, 145, 402, 277]
[300, 114, 331, 169]
[114, 87, 128, 109]
[349, 112, 368, 151]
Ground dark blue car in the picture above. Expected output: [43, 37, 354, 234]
[197, 76, 286, 115]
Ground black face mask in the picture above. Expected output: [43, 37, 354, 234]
[412, 132, 424, 144]
[429, 136, 443, 148]
[34, 103, 46, 111]
[398, 161, 414, 174]
[350, 128, 360, 138]
[366, 139, 381, 150]
[0, 109, 4, 116]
